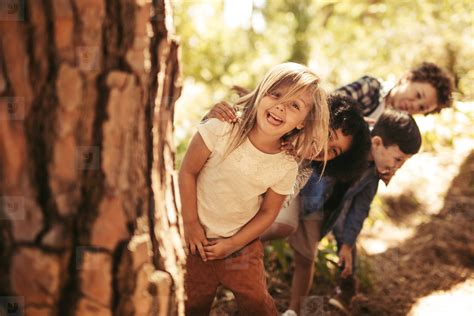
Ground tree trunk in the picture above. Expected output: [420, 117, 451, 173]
[0, 0, 185, 315]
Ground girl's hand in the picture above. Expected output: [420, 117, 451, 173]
[184, 221, 209, 261]
[204, 238, 238, 260]
[207, 101, 237, 123]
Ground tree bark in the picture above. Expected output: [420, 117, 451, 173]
[0, 0, 185, 315]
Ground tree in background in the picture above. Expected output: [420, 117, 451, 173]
[172, 0, 473, 165]
[0, 0, 184, 314]
[305, 0, 473, 94]
[173, 0, 473, 138]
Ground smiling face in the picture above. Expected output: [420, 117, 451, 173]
[387, 80, 438, 115]
[370, 136, 412, 176]
[312, 128, 353, 161]
[255, 85, 313, 138]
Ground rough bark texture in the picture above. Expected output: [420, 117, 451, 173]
[0, 0, 185, 315]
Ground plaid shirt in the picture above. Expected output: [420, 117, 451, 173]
[282, 163, 313, 209]
[334, 76, 387, 119]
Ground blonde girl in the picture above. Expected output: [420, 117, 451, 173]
[179, 62, 329, 315]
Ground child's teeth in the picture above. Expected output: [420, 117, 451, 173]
[270, 113, 282, 121]
[267, 112, 283, 126]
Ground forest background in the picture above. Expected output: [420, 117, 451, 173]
[173, 0, 473, 164]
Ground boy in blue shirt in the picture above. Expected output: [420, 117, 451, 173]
[284, 109, 422, 315]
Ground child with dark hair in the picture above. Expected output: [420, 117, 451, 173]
[283, 109, 422, 315]
[311, 95, 372, 183]
[260, 95, 371, 241]
[336, 62, 454, 120]
[334, 61, 453, 185]
[206, 94, 371, 240]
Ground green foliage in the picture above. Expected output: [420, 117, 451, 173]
[314, 238, 339, 286]
[263, 236, 373, 291]
[173, 0, 473, 159]
[355, 247, 375, 293]
[263, 237, 342, 288]
[417, 102, 474, 152]
[264, 240, 293, 275]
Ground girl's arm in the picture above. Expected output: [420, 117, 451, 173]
[178, 132, 212, 260]
[204, 188, 286, 260]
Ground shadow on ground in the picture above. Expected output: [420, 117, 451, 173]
[381, 190, 423, 224]
[351, 150, 474, 316]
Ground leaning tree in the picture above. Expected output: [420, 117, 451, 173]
[0, 0, 185, 314]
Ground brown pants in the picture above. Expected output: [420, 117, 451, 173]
[184, 239, 277, 316]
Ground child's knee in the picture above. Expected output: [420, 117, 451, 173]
[294, 249, 313, 268]
[275, 222, 297, 238]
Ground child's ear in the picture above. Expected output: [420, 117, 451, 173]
[372, 135, 384, 147]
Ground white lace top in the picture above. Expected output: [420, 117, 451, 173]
[281, 163, 313, 209]
[196, 119, 298, 238]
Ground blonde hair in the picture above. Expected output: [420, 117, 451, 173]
[223, 62, 329, 162]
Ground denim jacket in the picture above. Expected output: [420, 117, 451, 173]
[299, 172, 337, 217]
[299, 163, 380, 246]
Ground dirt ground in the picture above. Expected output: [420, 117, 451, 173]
[349, 149, 474, 316]
[208, 145, 473, 316]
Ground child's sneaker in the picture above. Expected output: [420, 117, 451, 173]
[281, 309, 298, 316]
[328, 276, 357, 314]
[328, 296, 350, 315]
